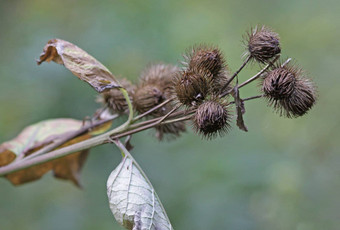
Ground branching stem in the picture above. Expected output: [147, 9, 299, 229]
[0, 109, 192, 176]
[132, 97, 175, 122]
[23, 114, 118, 161]
[219, 56, 251, 94]
[228, 94, 264, 105]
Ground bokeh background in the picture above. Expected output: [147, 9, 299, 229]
[0, 0, 339, 229]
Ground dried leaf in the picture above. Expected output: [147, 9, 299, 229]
[233, 87, 248, 132]
[107, 147, 173, 230]
[51, 134, 90, 187]
[0, 119, 94, 186]
[52, 150, 89, 187]
[124, 135, 134, 151]
[37, 39, 120, 92]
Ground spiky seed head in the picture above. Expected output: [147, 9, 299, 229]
[140, 63, 179, 95]
[193, 99, 231, 139]
[246, 25, 281, 63]
[263, 64, 317, 118]
[174, 68, 212, 107]
[262, 67, 296, 100]
[280, 77, 317, 117]
[97, 78, 135, 114]
[134, 63, 180, 115]
[133, 84, 165, 115]
[186, 45, 226, 77]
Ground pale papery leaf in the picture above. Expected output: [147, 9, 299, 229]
[107, 155, 173, 230]
[37, 39, 120, 92]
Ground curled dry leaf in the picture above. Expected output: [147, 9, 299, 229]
[0, 118, 111, 187]
[107, 144, 173, 230]
[233, 86, 248, 132]
[37, 39, 120, 92]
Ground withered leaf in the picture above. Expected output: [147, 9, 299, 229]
[233, 86, 248, 132]
[124, 135, 134, 151]
[0, 119, 99, 187]
[37, 39, 120, 92]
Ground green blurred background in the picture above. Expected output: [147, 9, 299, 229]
[0, 0, 339, 229]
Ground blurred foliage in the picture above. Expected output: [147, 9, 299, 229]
[0, 0, 339, 229]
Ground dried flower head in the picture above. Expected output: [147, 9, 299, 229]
[262, 64, 317, 118]
[185, 45, 225, 77]
[193, 99, 231, 139]
[133, 84, 165, 115]
[134, 64, 179, 115]
[280, 77, 317, 117]
[262, 67, 296, 100]
[245, 25, 281, 63]
[155, 120, 187, 141]
[140, 63, 179, 96]
[97, 78, 135, 114]
[173, 68, 212, 107]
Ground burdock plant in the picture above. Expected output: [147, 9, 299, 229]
[0, 25, 317, 229]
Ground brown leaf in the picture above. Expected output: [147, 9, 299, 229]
[124, 135, 134, 151]
[5, 161, 53, 185]
[0, 119, 95, 187]
[37, 39, 120, 93]
[52, 134, 90, 187]
[233, 87, 248, 132]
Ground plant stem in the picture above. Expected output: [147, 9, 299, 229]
[20, 88, 133, 161]
[228, 94, 264, 105]
[23, 115, 118, 161]
[132, 97, 174, 122]
[219, 56, 251, 94]
[0, 111, 192, 176]
[111, 113, 193, 139]
[237, 55, 281, 90]
[0, 133, 107, 176]
[118, 88, 134, 128]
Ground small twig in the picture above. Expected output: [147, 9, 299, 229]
[281, 58, 292, 67]
[219, 56, 251, 94]
[220, 55, 282, 98]
[236, 55, 281, 90]
[0, 110, 193, 176]
[127, 108, 193, 131]
[156, 104, 180, 124]
[160, 114, 194, 125]
[228, 94, 264, 105]
[23, 115, 119, 161]
[118, 87, 134, 128]
[111, 113, 194, 139]
[132, 97, 174, 122]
